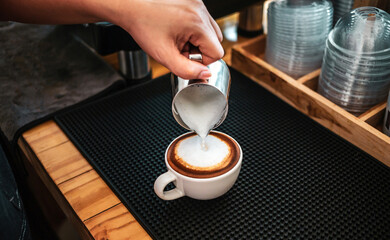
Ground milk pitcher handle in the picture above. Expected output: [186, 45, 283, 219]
[188, 44, 203, 64]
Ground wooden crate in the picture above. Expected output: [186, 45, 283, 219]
[231, 35, 390, 166]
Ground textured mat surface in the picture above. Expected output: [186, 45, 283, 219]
[56, 68, 390, 239]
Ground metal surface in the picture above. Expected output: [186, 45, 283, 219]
[66, 23, 141, 55]
[238, 2, 263, 32]
[188, 48, 203, 63]
[118, 50, 150, 80]
[171, 51, 231, 130]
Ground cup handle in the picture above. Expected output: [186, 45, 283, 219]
[154, 171, 185, 200]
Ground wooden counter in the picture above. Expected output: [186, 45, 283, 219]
[18, 120, 151, 239]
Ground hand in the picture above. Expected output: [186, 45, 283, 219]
[1, 0, 224, 79]
[109, 0, 224, 79]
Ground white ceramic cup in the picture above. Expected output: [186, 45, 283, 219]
[154, 131, 242, 200]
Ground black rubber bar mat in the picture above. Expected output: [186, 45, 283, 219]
[55, 68, 390, 239]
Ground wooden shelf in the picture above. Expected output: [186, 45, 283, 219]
[231, 35, 390, 166]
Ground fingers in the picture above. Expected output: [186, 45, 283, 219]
[180, 14, 223, 65]
[165, 44, 212, 80]
[191, 27, 224, 66]
[179, 41, 221, 71]
[209, 16, 223, 42]
[174, 17, 223, 76]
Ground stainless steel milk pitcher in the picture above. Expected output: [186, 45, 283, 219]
[171, 48, 231, 131]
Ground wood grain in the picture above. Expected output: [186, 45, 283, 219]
[18, 136, 94, 240]
[231, 35, 390, 165]
[36, 141, 92, 184]
[358, 102, 387, 129]
[23, 120, 69, 154]
[297, 69, 321, 91]
[20, 122, 150, 239]
[58, 170, 121, 221]
[85, 204, 151, 240]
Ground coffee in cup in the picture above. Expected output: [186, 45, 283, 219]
[167, 132, 240, 178]
[154, 131, 242, 200]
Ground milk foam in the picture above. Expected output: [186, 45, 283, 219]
[174, 85, 227, 142]
[176, 135, 230, 167]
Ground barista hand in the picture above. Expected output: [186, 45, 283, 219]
[113, 0, 224, 80]
[1, 0, 224, 80]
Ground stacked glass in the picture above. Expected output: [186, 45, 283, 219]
[333, 0, 355, 24]
[318, 7, 390, 115]
[266, 0, 333, 79]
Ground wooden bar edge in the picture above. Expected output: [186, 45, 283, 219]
[18, 136, 94, 240]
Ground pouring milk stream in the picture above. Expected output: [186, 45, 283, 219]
[173, 85, 227, 150]
[171, 47, 231, 150]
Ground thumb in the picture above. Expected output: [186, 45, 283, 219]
[164, 47, 212, 80]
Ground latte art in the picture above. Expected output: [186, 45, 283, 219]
[176, 134, 230, 168]
[167, 132, 240, 178]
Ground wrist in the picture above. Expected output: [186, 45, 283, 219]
[95, 0, 138, 28]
